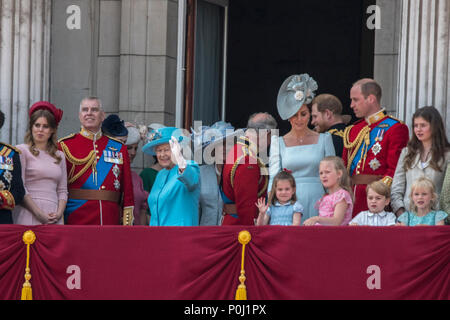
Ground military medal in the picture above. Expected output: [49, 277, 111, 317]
[3, 170, 12, 184]
[372, 142, 382, 156]
[369, 158, 381, 171]
[375, 129, 385, 142]
[113, 164, 121, 190]
[0, 156, 13, 171]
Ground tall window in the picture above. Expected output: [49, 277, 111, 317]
[184, 0, 228, 128]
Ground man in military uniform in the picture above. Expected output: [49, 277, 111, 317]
[343, 79, 409, 216]
[58, 97, 134, 225]
[221, 113, 277, 226]
[0, 111, 25, 224]
[311, 94, 351, 158]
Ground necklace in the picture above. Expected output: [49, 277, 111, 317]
[295, 132, 309, 144]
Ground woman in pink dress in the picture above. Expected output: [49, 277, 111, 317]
[12, 101, 68, 225]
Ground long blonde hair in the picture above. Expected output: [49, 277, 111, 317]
[268, 170, 297, 206]
[24, 109, 62, 164]
[320, 156, 353, 198]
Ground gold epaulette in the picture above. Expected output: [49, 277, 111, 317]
[387, 115, 405, 125]
[105, 135, 125, 145]
[328, 129, 345, 138]
[58, 133, 76, 143]
[0, 143, 21, 154]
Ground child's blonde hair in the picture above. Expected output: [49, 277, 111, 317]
[409, 177, 438, 211]
[366, 180, 391, 199]
[320, 156, 353, 198]
[268, 170, 297, 206]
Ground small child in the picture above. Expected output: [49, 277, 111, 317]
[398, 177, 448, 226]
[303, 156, 353, 226]
[255, 170, 303, 226]
[350, 181, 397, 226]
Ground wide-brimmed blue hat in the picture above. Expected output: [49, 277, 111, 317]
[277, 74, 318, 120]
[191, 121, 244, 149]
[102, 114, 128, 137]
[142, 127, 184, 156]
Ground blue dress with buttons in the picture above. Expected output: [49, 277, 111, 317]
[267, 201, 304, 226]
[148, 160, 200, 226]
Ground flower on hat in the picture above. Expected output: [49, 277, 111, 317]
[147, 130, 162, 142]
[287, 74, 318, 105]
[294, 91, 304, 101]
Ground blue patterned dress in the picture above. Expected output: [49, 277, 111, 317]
[397, 210, 448, 226]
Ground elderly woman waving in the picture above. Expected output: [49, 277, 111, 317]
[143, 127, 200, 226]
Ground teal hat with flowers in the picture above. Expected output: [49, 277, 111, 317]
[142, 127, 184, 156]
[277, 74, 318, 120]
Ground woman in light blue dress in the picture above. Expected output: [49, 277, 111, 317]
[270, 74, 335, 221]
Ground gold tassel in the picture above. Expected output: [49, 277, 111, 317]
[21, 230, 36, 301]
[235, 230, 251, 300]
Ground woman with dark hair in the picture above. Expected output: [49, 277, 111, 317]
[270, 74, 335, 221]
[12, 102, 68, 225]
[391, 106, 450, 217]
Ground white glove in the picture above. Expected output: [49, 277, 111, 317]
[169, 136, 187, 169]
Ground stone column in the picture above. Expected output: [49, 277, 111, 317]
[374, 0, 402, 115]
[119, 0, 178, 127]
[0, 0, 51, 144]
[119, 0, 179, 169]
[397, 0, 450, 136]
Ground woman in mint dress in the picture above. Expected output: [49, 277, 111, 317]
[270, 74, 335, 221]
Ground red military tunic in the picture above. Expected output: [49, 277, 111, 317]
[59, 128, 134, 225]
[221, 137, 268, 226]
[343, 110, 409, 216]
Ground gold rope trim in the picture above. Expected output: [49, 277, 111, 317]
[230, 145, 268, 197]
[60, 141, 97, 184]
[21, 230, 36, 300]
[343, 125, 371, 172]
[0, 190, 15, 210]
[235, 230, 251, 300]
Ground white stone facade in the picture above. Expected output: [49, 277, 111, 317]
[1, 0, 449, 148]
